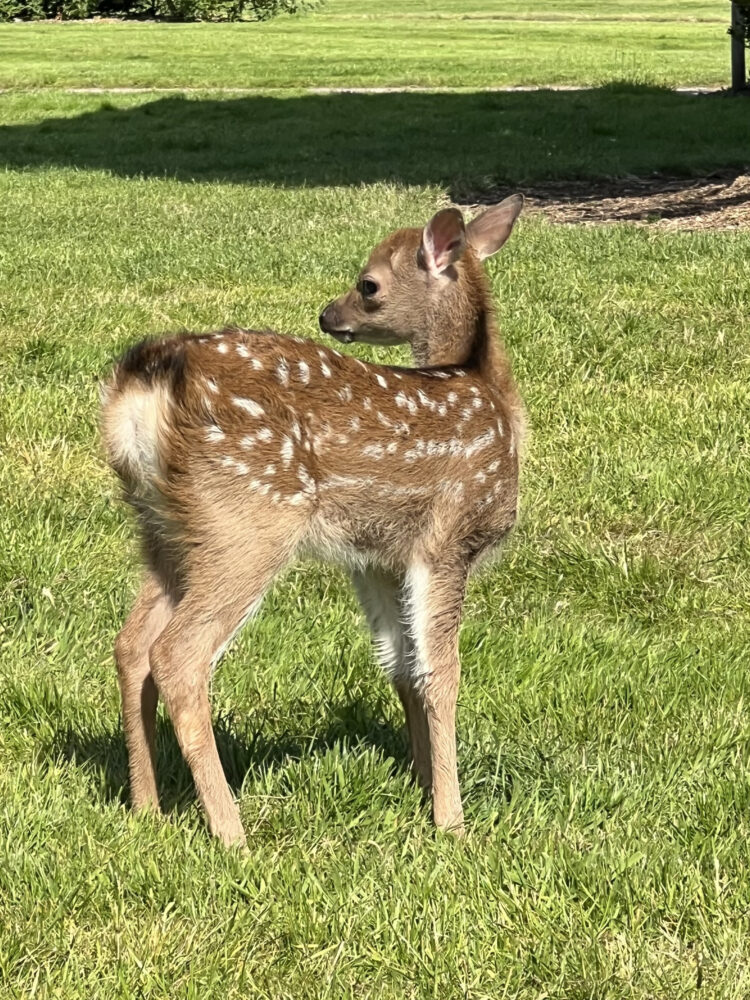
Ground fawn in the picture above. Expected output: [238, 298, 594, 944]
[101, 194, 526, 846]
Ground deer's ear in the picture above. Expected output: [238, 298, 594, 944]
[420, 207, 466, 277]
[466, 194, 524, 261]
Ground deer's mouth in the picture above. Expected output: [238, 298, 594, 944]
[329, 329, 354, 344]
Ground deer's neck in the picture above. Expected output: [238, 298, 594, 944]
[411, 273, 508, 388]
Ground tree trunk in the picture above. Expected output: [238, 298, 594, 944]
[731, 3, 747, 93]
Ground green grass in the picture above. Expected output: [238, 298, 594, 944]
[3, 4, 750, 998]
[0, 0, 735, 90]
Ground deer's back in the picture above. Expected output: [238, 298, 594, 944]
[102, 327, 521, 572]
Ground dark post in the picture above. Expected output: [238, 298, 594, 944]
[731, 3, 747, 93]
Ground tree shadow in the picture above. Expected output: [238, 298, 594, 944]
[49, 699, 408, 814]
[2, 84, 748, 195]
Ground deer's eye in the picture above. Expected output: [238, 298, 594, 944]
[360, 278, 379, 298]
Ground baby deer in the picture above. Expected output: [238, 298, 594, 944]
[102, 194, 525, 846]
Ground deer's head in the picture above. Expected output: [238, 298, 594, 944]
[319, 194, 524, 353]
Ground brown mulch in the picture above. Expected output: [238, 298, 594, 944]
[461, 170, 750, 231]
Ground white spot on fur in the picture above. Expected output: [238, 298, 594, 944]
[320, 361, 332, 377]
[363, 444, 385, 459]
[298, 361, 310, 384]
[404, 437, 464, 462]
[217, 342, 228, 354]
[349, 416, 361, 432]
[298, 465, 315, 492]
[251, 358, 264, 371]
[318, 474, 434, 499]
[206, 378, 219, 395]
[264, 464, 276, 476]
[386, 441, 398, 454]
[236, 344, 250, 358]
[465, 428, 496, 458]
[221, 456, 248, 475]
[280, 436, 294, 467]
[394, 392, 418, 415]
[240, 434, 256, 449]
[256, 427, 273, 442]
[362, 397, 372, 411]
[337, 385, 353, 403]
[233, 396, 264, 418]
[276, 358, 290, 387]
[287, 492, 308, 506]
[205, 425, 225, 443]
[290, 419, 302, 442]
[375, 374, 388, 389]
[447, 391, 458, 405]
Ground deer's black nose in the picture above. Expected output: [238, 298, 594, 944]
[318, 304, 334, 333]
[319, 303, 353, 342]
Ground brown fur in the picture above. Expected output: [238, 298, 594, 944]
[103, 196, 526, 845]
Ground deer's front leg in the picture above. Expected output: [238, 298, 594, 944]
[404, 558, 467, 834]
[350, 567, 432, 790]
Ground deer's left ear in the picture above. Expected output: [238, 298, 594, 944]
[420, 207, 466, 277]
[466, 194, 524, 261]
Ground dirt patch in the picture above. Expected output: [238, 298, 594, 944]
[461, 170, 750, 231]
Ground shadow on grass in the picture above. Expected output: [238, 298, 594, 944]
[2, 84, 748, 196]
[50, 701, 409, 815]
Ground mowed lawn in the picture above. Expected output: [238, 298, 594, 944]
[2, 4, 750, 998]
[0, 0, 735, 90]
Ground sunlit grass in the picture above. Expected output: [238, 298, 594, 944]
[2, 6, 750, 996]
[0, 0, 733, 91]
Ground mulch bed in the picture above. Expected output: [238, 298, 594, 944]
[460, 170, 750, 231]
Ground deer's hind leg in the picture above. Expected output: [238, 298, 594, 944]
[148, 515, 302, 847]
[351, 568, 432, 791]
[115, 571, 176, 812]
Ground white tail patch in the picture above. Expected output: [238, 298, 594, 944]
[101, 381, 171, 491]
